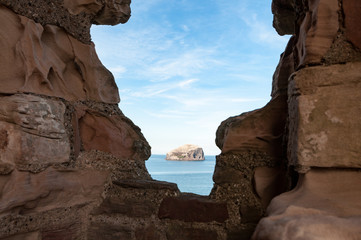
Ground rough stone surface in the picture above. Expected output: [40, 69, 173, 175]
[288, 62, 361, 170]
[0, 5, 119, 103]
[216, 95, 287, 158]
[93, 0, 131, 25]
[76, 106, 151, 160]
[0, 0, 131, 43]
[158, 193, 229, 223]
[0, 94, 70, 170]
[0, 167, 108, 214]
[166, 144, 205, 161]
[252, 169, 361, 240]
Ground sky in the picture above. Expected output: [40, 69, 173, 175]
[91, 0, 289, 155]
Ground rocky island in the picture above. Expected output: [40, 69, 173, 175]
[166, 144, 205, 161]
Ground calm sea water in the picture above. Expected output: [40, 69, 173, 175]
[145, 154, 216, 195]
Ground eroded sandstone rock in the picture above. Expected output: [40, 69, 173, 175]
[288, 62, 361, 170]
[0, 5, 119, 103]
[216, 95, 287, 158]
[74, 105, 151, 161]
[0, 167, 109, 214]
[252, 169, 361, 239]
[0, 94, 70, 171]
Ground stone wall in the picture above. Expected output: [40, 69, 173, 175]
[0, 0, 360, 239]
[252, 0, 361, 239]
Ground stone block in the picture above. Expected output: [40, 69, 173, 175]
[92, 196, 155, 218]
[213, 166, 247, 184]
[158, 193, 228, 223]
[0, 168, 108, 214]
[113, 179, 179, 191]
[0, 95, 70, 168]
[288, 62, 361, 169]
[76, 108, 151, 160]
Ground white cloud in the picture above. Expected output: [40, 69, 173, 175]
[147, 49, 219, 82]
[242, 14, 289, 48]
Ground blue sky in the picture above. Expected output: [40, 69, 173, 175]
[91, 0, 289, 155]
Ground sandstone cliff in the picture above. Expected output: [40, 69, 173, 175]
[165, 144, 205, 161]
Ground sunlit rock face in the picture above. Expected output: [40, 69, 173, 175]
[166, 144, 205, 161]
[0, 1, 166, 239]
[251, 0, 361, 239]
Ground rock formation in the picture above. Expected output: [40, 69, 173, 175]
[0, 0, 360, 239]
[253, 0, 361, 239]
[166, 144, 205, 161]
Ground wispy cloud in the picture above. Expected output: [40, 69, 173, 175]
[242, 14, 289, 48]
[147, 49, 219, 82]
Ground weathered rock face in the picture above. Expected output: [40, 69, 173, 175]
[251, 0, 361, 239]
[166, 144, 205, 161]
[0, 1, 243, 240]
[0, 5, 119, 103]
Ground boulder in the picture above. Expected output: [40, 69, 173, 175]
[165, 144, 205, 161]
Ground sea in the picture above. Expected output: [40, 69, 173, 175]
[145, 154, 216, 196]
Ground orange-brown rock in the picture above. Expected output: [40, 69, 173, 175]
[0, 5, 119, 103]
[0, 94, 70, 171]
[288, 62, 361, 170]
[343, 0, 361, 50]
[216, 95, 287, 158]
[75, 106, 151, 160]
[0, 167, 108, 214]
[252, 169, 361, 240]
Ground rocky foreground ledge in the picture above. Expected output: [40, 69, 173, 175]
[165, 144, 205, 161]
